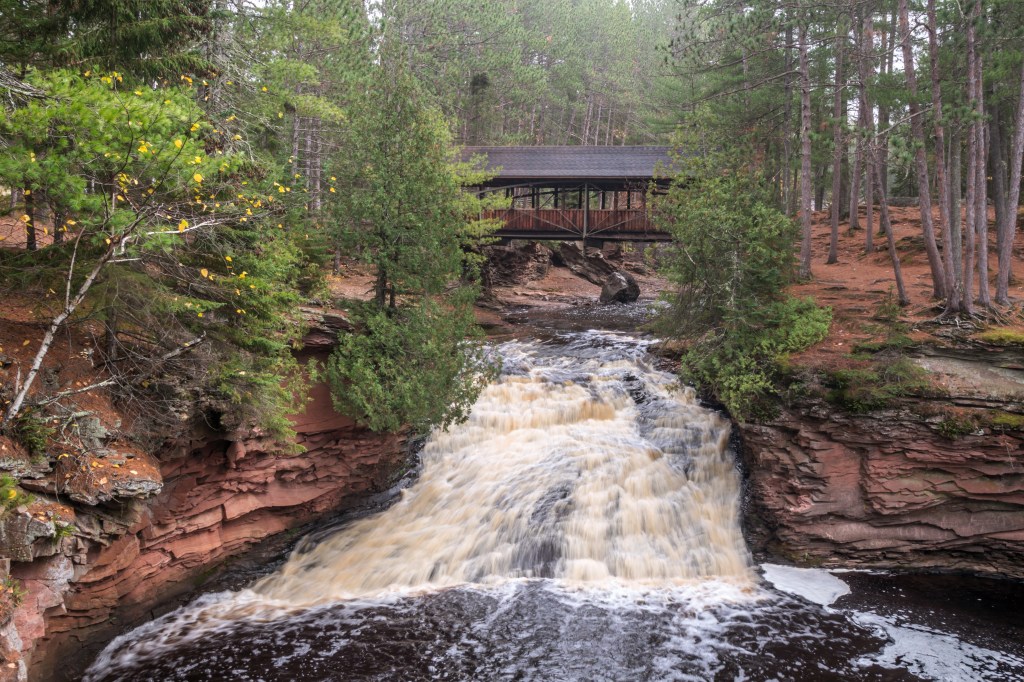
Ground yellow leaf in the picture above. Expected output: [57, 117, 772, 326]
[197, 312, 203, 317]
[200, 268, 209, 278]
[261, 86, 268, 92]
[232, 134, 242, 141]
[19, 214, 30, 223]
[239, 271, 247, 279]
[105, 238, 111, 244]
[278, 112, 283, 118]
[134, 90, 142, 96]
[22, 339, 30, 346]
[66, 219, 76, 225]
[193, 173, 203, 183]
[225, 256, 232, 262]
[138, 144, 148, 153]
[278, 186, 285, 193]
[190, 122, 200, 132]
[174, 139, 183, 149]
[178, 219, 189, 231]
[329, 187, 336, 193]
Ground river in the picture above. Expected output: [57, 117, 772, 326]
[83, 317, 1024, 681]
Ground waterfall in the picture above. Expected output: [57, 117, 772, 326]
[256, 332, 751, 601]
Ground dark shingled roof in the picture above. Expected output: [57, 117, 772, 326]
[462, 146, 675, 182]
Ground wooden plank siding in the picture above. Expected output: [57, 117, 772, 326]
[485, 208, 670, 241]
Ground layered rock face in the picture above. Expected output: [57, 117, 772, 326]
[2, 351, 406, 682]
[740, 399, 1024, 578]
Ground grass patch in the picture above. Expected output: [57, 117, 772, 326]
[988, 412, 1024, 432]
[975, 328, 1024, 347]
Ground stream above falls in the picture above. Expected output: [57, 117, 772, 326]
[83, 317, 1024, 681]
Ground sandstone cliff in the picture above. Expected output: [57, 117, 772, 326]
[0, 327, 407, 682]
[739, 346, 1024, 579]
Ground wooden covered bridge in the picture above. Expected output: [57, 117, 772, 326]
[463, 146, 675, 243]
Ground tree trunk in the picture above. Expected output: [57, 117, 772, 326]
[898, 0, 945, 299]
[964, 9, 979, 315]
[927, 0, 958, 312]
[783, 23, 795, 215]
[828, 17, 846, 264]
[799, 22, 813, 279]
[859, 9, 873, 251]
[949, 128, 963, 287]
[859, 8, 907, 304]
[23, 184, 36, 251]
[996, 60, 1024, 304]
[975, 48, 991, 308]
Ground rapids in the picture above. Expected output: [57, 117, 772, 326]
[83, 330, 1024, 682]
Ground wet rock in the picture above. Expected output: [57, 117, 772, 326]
[599, 271, 641, 304]
[552, 242, 616, 286]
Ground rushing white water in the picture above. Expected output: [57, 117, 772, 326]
[255, 332, 752, 601]
[84, 331, 1024, 682]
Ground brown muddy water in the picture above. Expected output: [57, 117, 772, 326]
[83, 315, 1024, 681]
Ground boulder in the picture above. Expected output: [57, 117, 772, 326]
[553, 242, 616, 285]
[599, 271, 641, 304]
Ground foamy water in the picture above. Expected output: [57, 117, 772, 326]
[84, 332, 1024, 682]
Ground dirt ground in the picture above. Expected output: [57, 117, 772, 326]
[789, 205, 1024, 374]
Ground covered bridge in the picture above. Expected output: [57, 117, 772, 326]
[462, 146, 676, 242]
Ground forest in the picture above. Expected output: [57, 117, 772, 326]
[1, 0, 1023, 431]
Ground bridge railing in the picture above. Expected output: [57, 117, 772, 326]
[483, 208, 658, 236]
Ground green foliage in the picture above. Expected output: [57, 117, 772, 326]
[8, 411, 53, 460]
[53, 521, 76, 539]
[0, 475, 32, 512]
[0, 0, 213, 80]
[324, 67, 498, 433]
[651, 129, 831, 420]
[852, 335, 916, 355]
[936, 415, 979, 440]
[326, 298, 495, 434]
[0, 70, 310, 437]
[678, 297, 831, 420]
[825, 358, 933, 414]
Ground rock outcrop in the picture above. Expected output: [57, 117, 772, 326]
[482, 243, 552, 286]
[599, 271, 641, 304]
[739, 396, 1024, 579]
[0, 337, 408, 681]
